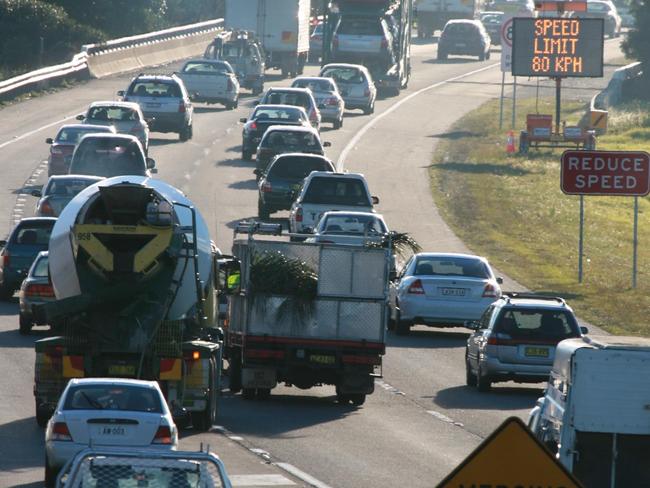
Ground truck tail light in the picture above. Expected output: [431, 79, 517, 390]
[25, 283, 55, 298]
[152, 425, 173, 444]
[295, 207, 303, 222]
[178, 102, 186, 113]
[482, 283, 498, 298]
[262, 181, 272, 193]
[52, 422, 72, 441]
[407, 279, 425, 295]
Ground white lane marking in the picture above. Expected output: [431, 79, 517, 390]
[228, 435, 244, 441]
[231, 474, 296, 487]
[375, 379, 405, 396]
[0, 111, 83, 150]
[337, 63, 500, 171]
[275, 463, 334, 488]
[427, 410, 464, 428]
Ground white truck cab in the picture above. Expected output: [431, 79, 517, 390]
[528, 335, 650, 487]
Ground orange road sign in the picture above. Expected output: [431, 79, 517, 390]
[437, 417, 583, 488]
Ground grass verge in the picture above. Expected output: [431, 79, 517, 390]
[430, 97, 650, 336]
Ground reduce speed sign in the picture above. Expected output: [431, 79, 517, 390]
[501, 16, 514, 72]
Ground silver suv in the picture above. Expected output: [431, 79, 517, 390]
[465, 292, 585, 392]
[119, 74, 194, 141]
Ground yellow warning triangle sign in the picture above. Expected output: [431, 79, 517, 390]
[437, 417, 583, 488]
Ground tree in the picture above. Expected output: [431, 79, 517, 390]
[622, 0, 650, 69]
[165, 0, 225, 25]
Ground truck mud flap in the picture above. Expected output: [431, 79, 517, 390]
[243, 367, 277, 389]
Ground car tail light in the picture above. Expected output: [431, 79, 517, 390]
[487, 334, 499, 346]
[326, 97, 338, 106]
[178, 102, 186, 113]
[39, 200, 54, 216]
[407, 279, 425, 295]
[295, 207, 303, 222]
[482, 283, 498, 298]
[25, 283, 55, 298]
[262, 181, 272, 193]
[249, 121, 257, 130]
[1, 251, 9, 268]
[52, 422, 72, 441]
[51, 147, 63, 155]
[152, 425, 173, 445]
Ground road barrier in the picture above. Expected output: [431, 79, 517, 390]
[0, 19, 223, 101]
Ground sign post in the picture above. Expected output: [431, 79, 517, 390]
[499, 15, 514, 130]
[561, 150, 650, 285]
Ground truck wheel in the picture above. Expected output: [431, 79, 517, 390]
[437, 50, 447, 61]
[363, 102, 374, 115]
[242, 147, 253, 161]
[465, 355, 477, 387]
[387, 306, 396, 332]
[242, 388, 256, 400]
[44, 456, 58, 488]
[333, 118, 342, 130]
[336, 390, 351, 405]
[0, 284, 13, 301]
[36, 401, 50, 428]
[229, 353, 242, 394]
[19, 313, 31, 335]
[395, 311, 411, 335]
[350, 393, 366, 406]
[477, 366, 492, 392]
[257, 388, 271, 400]
[281, 68, 289, 78]
[179, 124, 191, 142]
[258, 200, 270, 220]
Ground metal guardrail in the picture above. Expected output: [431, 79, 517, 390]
[0, 18, 223, 101]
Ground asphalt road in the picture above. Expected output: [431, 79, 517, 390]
[0, 36, 625, 487]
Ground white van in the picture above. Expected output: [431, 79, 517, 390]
[528, 335, 650, 488]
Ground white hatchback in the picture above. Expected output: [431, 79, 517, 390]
[44, 378, 178, 487]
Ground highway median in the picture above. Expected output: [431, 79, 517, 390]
[429, 96, 650, 336]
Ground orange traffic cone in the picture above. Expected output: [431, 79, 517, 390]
[506, 130, 516, 154]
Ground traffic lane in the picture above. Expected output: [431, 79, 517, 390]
[215, 382, 482, 488]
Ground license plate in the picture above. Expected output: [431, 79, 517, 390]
[98, 426, 126, 436]
[310, 354, 335, 365]
[456, 43, 466, 47]
[108, 364, 136, 376]
[440, 287, 467, 296]
[525, 347, 549, 358]
[146, 102, 161, 108]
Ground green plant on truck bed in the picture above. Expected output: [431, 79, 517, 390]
[429, 97, 650, 336]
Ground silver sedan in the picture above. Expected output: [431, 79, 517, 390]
[33, 175, 103, 217]
[292, 76, 345, 129]
[388, 253, 503, 335]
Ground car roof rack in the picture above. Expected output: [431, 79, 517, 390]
[501, 291, 566, 305]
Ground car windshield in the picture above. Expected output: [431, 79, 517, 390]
[269, 157, 332, 179]
[71, 139, 146, 177]
[320, 214, 386, 235]
[263, 131, 321, 151]
[321, 67, 365, 84]
[11, 222, 53, 246]
[293, 79, 335, 94]
[338, 18, 384, 35]
[56, 128, 109, 144]
[128, 81, 181, 98]
[444, 23, 479, 37]
[44, 178, 99, 197]
[482, 14, 503, 24]
[87, 106, 139, 122]
[494, 309, 580, 340]
[414, 256, 490, 278]
[303, 177, 371, 206]
[183, 61, 232, 74]
[63, 384, 163, 413]
[264, 91, 310, 109]
[32, 256, 49, 278]
[253, 107, 303, 122]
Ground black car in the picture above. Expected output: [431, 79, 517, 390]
[240, 104, 310, 161]
[257, 153, 335, 219]
[0, 217, 56, 300]
[479, 12, 504, 45]
[438, 20, 491, 61]
[255, 126, 330, 173]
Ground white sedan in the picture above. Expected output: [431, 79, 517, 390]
[307, 211, 388, 245]
[389, 253, 503, 335]
[44, 378, 178, 487]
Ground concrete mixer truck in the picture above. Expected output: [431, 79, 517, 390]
[33, 176, 222, 431]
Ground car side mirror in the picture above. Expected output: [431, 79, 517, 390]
[323, 141, 332, 147]
[0, 240, 6, 248]
[239, 117, 248, 123]
[45, 138, 53, 144]
[146, 157, 156, 169]
[253, 169, 262, 176]
[496, 277, 503, 284]
[31, 189, 42, 198]
[580, 326, 589, 335]
[76, 114, 85, 121]
[145, 117, 156, 126]
[371, 196, 380, 205]
[252, 100, 260, 106]
[464, 320, 481, 330]
[117, 90, 125, 97]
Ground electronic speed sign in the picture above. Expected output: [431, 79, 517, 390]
[512, 18, 604, 77]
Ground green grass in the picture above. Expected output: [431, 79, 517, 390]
[430, 97, 650, 336]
